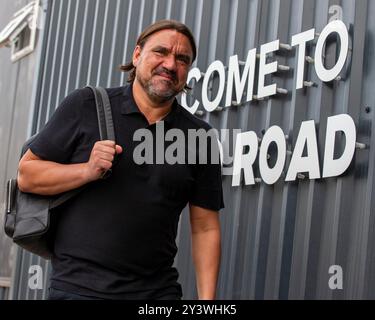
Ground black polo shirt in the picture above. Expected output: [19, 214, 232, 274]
[29, 84, 224, 299]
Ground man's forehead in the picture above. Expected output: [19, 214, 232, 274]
[144, 30, 193, 53]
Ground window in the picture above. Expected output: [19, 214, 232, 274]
[0, 0, 40, 62]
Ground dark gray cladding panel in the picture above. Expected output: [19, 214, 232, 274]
[0, 0, 46, 288]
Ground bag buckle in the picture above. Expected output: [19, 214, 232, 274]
[6, 179, 16, 214]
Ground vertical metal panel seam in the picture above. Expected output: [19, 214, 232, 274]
[263, 0, 291, 299]
[237, 0, 262, 299]
[192, 0, 203, 65]
[137, 0, 146, 36]
[166, 0, 172, 20]
[86, 0, 100, 84]
[96, 0, 110, 85]
[219, 0, 241, 299]
[151, 0, 158, 23]
[65, 0, 80, 96]
[342, 0, 368, 299]
[75, 0, 89, 88]
[107, 0, 121, 87]
[44, 0, 64, 121]
[35, 0, 57, 132]
[55, 0, 72, 103]
[179, 0, 187, 23]
[203, 0, 220, 126]
[119, 0, 133, 86]
[27, 0, 52, 137]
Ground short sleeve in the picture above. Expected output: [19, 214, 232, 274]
[189, 132, 225, 211]
[28, 89, 84, 163]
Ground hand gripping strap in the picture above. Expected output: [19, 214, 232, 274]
[50, 86, 116, 208]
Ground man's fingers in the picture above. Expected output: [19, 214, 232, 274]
[96, 140, 116, 147]
[94, 145, 117, 155]
[116, 145, 123, 154]
[89, 141, 122, 179]
[94, 141, 123, 155]
[91, 143, 123, 162]
[97, 152, 114, 162]
[86, 141, 120, 181]
[98, 159, 113, 171]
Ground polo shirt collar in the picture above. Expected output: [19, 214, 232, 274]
[121, 84, 180, 127]
[121, 84, 141, 115]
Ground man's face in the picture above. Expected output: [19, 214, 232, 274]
[132, 29, 193, 104]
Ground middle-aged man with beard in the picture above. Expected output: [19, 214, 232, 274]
[17, 19, 224, 300]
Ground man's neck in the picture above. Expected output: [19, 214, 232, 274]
[132, 81, 174, 125]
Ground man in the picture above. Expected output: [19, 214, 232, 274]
[17, 20, 224, 300]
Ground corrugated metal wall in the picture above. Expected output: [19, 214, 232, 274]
[10, 0, 375, 300]
[0, 0, 46, 300]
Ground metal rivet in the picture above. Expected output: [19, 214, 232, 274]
[305, 56, 314, 64]
[276, 88, 288, 95]
[297, 173, 306, 180]
[279, 43, 293, 51]
[355, 142, 367, 150]
[278, 65, 291, 71]
[304, 81, 316, 87]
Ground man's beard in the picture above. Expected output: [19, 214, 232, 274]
[136, 67, 181, 104]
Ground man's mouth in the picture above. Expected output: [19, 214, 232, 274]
[156, 74, 176, 84]
[153, 69, 177, 83]
[157, 73, 174, 81]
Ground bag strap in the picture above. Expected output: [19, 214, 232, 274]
[50, 86, 115, 209]
[50, 186, 83, 209]
[86, 86, 116, 142]
[87, 86, 116, 179]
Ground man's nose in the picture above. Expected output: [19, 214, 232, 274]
[162, 54, 177, 71]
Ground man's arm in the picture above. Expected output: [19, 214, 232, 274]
[17, 140, 122, 195]
[189, 204, 221, 300]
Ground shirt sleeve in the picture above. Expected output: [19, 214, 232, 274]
[188, 130, 225, 212]
[28, 89, 84, 164]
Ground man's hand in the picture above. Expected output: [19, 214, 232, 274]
[18, 141, 123, 195]
[83, 140, 123, 182]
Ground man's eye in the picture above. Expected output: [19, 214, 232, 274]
[154, 49, 166, 55]
[177, 57, 190, 65]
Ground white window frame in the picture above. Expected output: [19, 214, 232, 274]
[0, 0, 40, 62]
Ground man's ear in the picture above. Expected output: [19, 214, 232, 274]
[132, 45, 142, 67]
